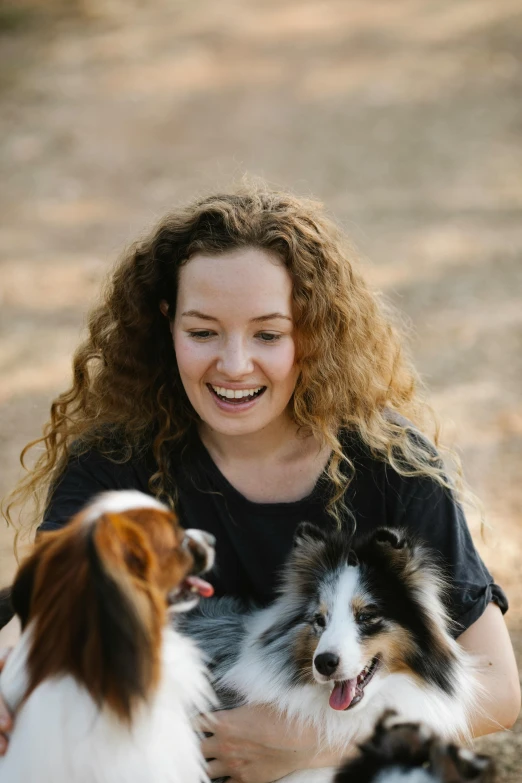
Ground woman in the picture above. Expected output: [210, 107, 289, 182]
[0, 184, 520, 780]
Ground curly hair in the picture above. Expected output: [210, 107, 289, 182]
[3, 181, 465, 532]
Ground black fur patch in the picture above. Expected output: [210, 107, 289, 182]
[355, 533, 457, 694]
[335, 711, 495, 782]
[0, 586, 16, 630]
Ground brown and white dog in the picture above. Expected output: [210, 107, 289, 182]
[0, 490, 215, 783]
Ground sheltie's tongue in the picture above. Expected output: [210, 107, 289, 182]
[185, 575, 214, 598]
[329, 679, 357, 710]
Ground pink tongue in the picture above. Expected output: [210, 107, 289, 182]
[329, 679, 357, 710]
[185, 576, 214, 598]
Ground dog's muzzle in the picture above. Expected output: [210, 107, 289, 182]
[182, 529, 216, 575]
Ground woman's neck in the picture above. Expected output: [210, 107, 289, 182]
[198, 416, 331, 504]
[198, 415, 312, 466]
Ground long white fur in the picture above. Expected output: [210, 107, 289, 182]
[0, 623, 214, 783]
[81, 490, 167, 525]
[215, 564, 480, 783]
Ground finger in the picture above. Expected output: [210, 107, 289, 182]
[0, 647, 11, 672]
[0, 695, 13, 734]
[206, 759, 228, 779]
[192, 712, 216, 734]
[201, 736, 219, 757]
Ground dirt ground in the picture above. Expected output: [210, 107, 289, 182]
[0, 0, 521, 778]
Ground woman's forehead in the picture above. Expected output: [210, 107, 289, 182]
[176, 248, 294, 318]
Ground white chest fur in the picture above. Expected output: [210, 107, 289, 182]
[0, 626, 212, 783]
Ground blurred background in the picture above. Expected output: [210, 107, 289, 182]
[0, 0, 521, 777]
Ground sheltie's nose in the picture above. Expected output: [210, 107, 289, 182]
[314, 652, 340, 677]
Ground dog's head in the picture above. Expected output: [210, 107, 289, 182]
[279, 524, 457, 712]
[12, 490, 215, 722]
[335, 711, 495, 782]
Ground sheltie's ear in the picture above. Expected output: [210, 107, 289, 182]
[373, 527, 409, 550]
[294, 522, 327, 548]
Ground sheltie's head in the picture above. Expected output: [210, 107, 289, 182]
[11, 490, 215, 722]
[265, 523, 459, 712]
[334, 711, 495, 782]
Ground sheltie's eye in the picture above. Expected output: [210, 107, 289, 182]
[314, 613, 326, 629]
[356, 606, 380, 625]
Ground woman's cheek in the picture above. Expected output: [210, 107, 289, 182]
[174, 335, 210, 380]
[264, 342, 297, 382]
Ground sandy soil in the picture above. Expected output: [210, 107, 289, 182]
[0, 0, 521, 778]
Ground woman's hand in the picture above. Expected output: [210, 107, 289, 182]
[197, 703, 349, 783]
[0, 648, 13, 756]
[199, 703, 313, 783]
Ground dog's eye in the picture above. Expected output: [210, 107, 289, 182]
[314, 614, 326, 628]
[358, 613, 377, 623]
[357, 607, 380, 624]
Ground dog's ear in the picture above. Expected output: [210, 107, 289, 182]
[93, 512, 154, 582]
[294, 522, 327, 548]
[373, 528, 409, 550]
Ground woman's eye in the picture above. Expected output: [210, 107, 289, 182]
[314, 614, 326, 628]
[188, 330, 215, 340]
[256, 332, 282, 343]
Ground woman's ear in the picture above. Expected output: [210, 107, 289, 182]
[159, 300, 170, 318]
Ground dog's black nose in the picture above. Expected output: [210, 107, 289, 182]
[183, 529, 215, 574]
[314, 652, 340, 677]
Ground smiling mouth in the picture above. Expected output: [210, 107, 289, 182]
[207, 384, 267, 404]
[328, 656, 381, 711]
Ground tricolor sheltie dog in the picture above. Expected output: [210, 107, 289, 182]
[335, 711, 495, 783]
[0, 491, 216, 783]
[183, 523, 480, 783]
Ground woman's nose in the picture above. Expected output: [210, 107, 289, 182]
[216, 337, 254, 377]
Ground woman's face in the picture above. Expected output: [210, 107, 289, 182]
[168, 247, 299, 439]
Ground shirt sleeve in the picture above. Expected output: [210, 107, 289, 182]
[40, 448, 151, 533]
[385, 467, 508, 637]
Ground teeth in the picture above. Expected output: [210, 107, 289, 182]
[357, 660, 375, 684]
[212, 385, 263, 399]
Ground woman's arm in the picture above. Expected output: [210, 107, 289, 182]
[199, 704, 354, 783]
[457, 602, 521, 735]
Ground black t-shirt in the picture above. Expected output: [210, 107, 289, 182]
[40, 432, 507, 636]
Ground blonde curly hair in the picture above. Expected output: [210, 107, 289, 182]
[3, 181, 464, 532]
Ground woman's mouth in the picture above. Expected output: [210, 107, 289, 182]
[207, 384, 267, 408]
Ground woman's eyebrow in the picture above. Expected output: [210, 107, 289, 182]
[181, 310, 292, 322]
[250, 313, 292, 323]
[181, 310, 217, 321]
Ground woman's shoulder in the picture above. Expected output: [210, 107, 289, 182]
[339, 412, 437, 469]
[41, 434, 157, 532]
